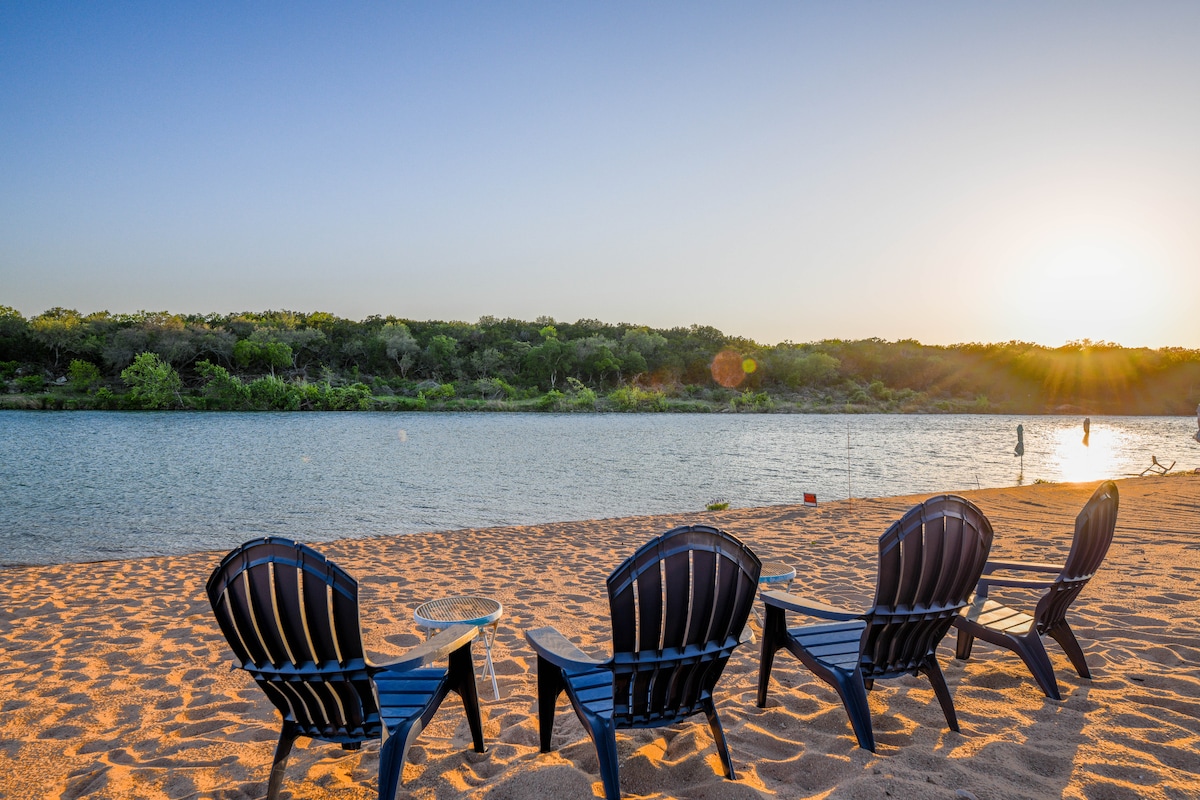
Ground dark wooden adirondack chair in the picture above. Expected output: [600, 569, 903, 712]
[953, 480, 1119, 700]
[206, 537, 485, 800]
[525, 524, 762, 800]
[757, 495, 994, 752]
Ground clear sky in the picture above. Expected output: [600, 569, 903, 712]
[3, 2, 1198, 348]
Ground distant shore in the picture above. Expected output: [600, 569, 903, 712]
[0, 391, 1185, 415]
[5, 311, 1199, 416]
[2, 476, 1197, 799]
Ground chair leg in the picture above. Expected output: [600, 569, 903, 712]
[955, 627, 975, 660]
[581, 712, 622, 800]
[377, 718, 423, 800]
[922, 657, 959, 732]
[1013, 633, 1062, 700]
[702, 697, 736, 780]
[267, 723, 298, 800]
[1047, 622, 1091, 680]
[449, 642, 486, 752]
[535, 655, 565, 753]
[830, 668, 875, 752]
[756, 605, 786, 707]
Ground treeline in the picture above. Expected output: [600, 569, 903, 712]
[1, 306, 1198, 414]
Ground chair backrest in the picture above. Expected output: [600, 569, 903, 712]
[206, 537, 381, 743]
[1034, 480, 1119, 633]
[607, 525, 761, 728]
[863, 495, 994, 678]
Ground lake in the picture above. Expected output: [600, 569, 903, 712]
[1, 411, 1196, 567]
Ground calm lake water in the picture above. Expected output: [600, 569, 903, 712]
[2, 411, 1196, 567]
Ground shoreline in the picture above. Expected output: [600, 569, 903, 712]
[4, 400, 1198, 416]
[2, 476, 1199, 799]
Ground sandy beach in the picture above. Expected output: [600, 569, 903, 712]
[2, 475, 1198, 800]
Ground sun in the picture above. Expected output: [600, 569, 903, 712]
[1011, 237, 1159, 345]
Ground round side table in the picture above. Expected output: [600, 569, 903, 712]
[414, 595, 503, 699]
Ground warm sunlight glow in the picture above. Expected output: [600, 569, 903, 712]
[1011, 237, 1163, 345]
[1045, 423, 1123, 483]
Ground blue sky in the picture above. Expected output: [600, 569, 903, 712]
[3, 2, 1198, 347]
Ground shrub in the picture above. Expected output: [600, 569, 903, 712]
[14, 374, 45, 393]
[565, 377, 597, 410]
[67, 359, 102, 392]
[608, 385, 667, 411]
[196, 360, 251, 409]
[322, 382, 372, 410]
[537, 389, 565, 410]
[730, 390, 773, 411]
[121, 352, 182, 409]
[93, 387, 118, 409]
[248, 376, 300, 410]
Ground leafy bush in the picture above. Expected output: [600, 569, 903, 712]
[730, 390, 774, 411]
[67, 359, 102, 392]
[417, 383, 455, 406]
[121, 352, 182, 409]
[248, 376, 300, 410]
[565, 377, 597, 409]
[14, 374, 45, 393]
[322, 382, 373, 410]
[470, 377, 517, 400]
[608, 385, 667, 411]
[93, 387, 118, 409]
[196, 360, 251, 409]
[0, 361, 18, 380]
[392, 395, 428, 411]
[537, 389, 565, 410]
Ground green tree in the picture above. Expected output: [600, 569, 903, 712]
[121, 352, 182, 409]
[379, 322, 420, 377]
[233, 337, 293, 376]
[30, 307, 85, 367]
[525, 334, 573, 389]
[423, 334, 461, 381]
[763, 348, 840, 389]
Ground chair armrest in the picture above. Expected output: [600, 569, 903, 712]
[371, 623, 478, 672]
[526, 626, 610, 672]
[762, 590, 862, 621]
[978, 576, 1056, 590]
[982, 559, 1061, 574]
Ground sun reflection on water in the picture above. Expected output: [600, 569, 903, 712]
[1045, 424, 1128, 483]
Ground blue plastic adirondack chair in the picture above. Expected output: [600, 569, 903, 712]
[526, 524, 761, 800]
[206, 537, 485, 800]
[954, 480, 1119, 699]
[757, 495, 994, 751]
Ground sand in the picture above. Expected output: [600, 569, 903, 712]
[2, 476, 1198, 800]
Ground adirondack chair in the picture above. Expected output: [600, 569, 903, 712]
[206, 537, 485, 800]
[954, 480, 1119, 700]
[526, 524, 761, 800]
[757, 495, 993, 752]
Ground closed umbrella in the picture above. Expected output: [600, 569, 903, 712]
[1014, 424, 1024, 480]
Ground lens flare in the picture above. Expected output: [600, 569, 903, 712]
[711, 349, 749, 388]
